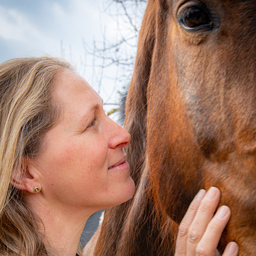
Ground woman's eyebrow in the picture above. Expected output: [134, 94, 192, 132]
[79, 101, 102, 123]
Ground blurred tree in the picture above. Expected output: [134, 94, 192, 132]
[83, 0, 146, 119]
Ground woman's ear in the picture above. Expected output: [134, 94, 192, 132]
[11, 158, 41, 194]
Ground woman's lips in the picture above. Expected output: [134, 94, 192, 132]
[108, 156, 129, 171]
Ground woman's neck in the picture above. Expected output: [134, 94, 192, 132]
[25, 194, 93, 256]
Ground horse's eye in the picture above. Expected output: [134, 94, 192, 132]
[177, 2, 213, 31]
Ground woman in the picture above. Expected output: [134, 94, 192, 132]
[0, 57, 238, 256]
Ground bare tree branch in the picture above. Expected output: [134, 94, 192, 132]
[82, 0, 146, 118]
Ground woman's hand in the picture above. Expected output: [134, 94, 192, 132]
[175, 187, 239, 256]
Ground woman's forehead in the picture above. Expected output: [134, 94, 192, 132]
[52, 69, 102, 113]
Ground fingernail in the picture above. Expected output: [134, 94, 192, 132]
[206, 187, 218, 200]
[227, 242, 239, 254]
[216, 206, 229, 219]
[195, 189, 206, 201]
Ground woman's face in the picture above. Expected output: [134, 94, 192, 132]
[30, 69, 135, 213]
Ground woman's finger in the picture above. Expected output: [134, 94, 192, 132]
[175, 187, 238, 256]
[187, 187, 221, 256]
[222, 242, 239, 256]
[195, 205, 231, 255]
[175, 189, 206, 255]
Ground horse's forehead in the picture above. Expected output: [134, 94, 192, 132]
[146, 0, 256, 158]
[161, 0, 256, 6]
[154, 0, 256, 22]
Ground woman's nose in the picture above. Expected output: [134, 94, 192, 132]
[108, 119, 131, 149]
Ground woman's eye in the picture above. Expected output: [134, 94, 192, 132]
[177, 2, 213, 31]
[88, 118, 96, 128]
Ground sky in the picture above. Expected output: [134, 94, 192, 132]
[0, 0, 103, 64]
[0, 0, 145, 122]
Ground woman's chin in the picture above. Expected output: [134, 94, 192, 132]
[111, 177, 136, 207]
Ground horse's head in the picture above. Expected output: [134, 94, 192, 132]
[142, 0, 256, 254]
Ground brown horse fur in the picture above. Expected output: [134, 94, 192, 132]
[93, 0, 256, 255]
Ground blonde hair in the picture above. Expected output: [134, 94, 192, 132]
[0, 57, 72, 255]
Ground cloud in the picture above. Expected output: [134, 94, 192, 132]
[0, 0, 128, 64]
[0, 6, 40, 42]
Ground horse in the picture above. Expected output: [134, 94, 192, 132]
[84, 0, 256, 255]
